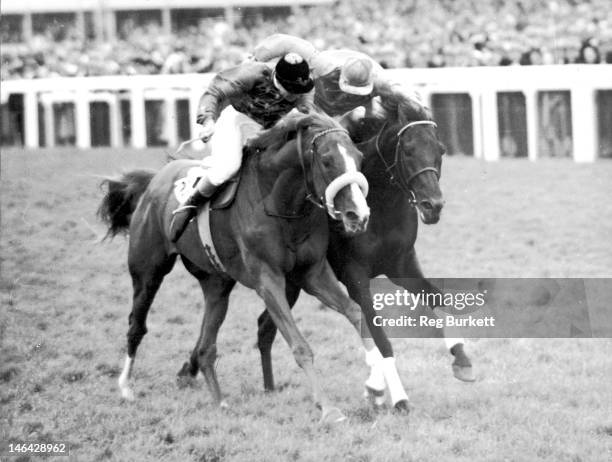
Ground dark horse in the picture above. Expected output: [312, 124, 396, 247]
[98, 112, 377, 423]
[254, 97, 474, 410]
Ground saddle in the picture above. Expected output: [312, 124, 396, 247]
[210, 174, 240, 210]
[173, 167, 241, 210]
[192, 176, 240, 274]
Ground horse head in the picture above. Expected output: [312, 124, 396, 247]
[295, 113, 370, 234]
[392, 100, 445, 224]
[344, 97, 446, 224]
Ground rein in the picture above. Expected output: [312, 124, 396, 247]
[373, 120, 440, 205]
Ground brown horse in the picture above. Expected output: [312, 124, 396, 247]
[98, 112, 377, 423]
[254, 97, 474, 412]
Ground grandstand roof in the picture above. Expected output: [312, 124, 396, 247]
[1, 0, 332, 14]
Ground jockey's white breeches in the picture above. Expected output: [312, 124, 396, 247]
[200, 106, 262, 186]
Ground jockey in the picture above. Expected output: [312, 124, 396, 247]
[252, 34, 422, 119]
[169, 52, 315, 243]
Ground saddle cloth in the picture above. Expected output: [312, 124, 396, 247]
[173, 166, 241, 274]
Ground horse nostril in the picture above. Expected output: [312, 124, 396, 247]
[421, 201, 434, 212]
[345, 211, 359, 222]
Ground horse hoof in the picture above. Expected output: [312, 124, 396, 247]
[176, 374, 198, 389]
[393, 399, 411, 415]
[177, 361, 195, 377]
[120, 387, 135, 401]
[363, 385, 386, 409]
[320, 406, 347, 424]
[452, 365, 476, 382]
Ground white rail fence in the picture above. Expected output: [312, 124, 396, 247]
[1, 65, 611, 161]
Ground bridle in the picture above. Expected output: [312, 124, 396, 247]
[297, 127, 368, 219]
[373, 120, 440, 205]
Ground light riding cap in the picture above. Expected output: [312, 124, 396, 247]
[339, 57, 375, 95]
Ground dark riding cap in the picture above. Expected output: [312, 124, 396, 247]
[274, 53, 314, 94]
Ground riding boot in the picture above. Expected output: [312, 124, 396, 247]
[169, 177, 217, 243]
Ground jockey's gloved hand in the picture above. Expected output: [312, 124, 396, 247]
[199, 119, 215, 142]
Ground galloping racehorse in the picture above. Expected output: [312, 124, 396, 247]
[254, 97, 474, 411]
[98, 112, 379, 423]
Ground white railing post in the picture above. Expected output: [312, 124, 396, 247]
[130, 89, 146, 148]
[571, 86, 597, 162]
[42, 100, 55, 148]
[75, 90, 91, 149]
[525, 89, 539, 161]
[481, 89, 500, 161]
[470, 91, 483, 159]
[165, 95, 178, 148]
[107, 94, 121, 147]
[23, 90, 39, 148]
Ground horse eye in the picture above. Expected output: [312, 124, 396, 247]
[321, 157, 334, 168]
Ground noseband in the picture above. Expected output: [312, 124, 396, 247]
[297, 127, 368, 219]
[374, 120, 440, 205]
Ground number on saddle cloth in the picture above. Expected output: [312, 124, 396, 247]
[173, 166, 206, 204]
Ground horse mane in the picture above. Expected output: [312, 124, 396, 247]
[381, 91, 433, 123]
[248, 111, 341, 152]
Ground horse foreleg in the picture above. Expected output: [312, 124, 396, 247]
[387, 249, 475, 382]
[256, 269, 345, 424]
[303, 261, 410, 413]
[257, 283, 301, 392]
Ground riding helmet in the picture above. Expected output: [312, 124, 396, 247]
[339, 57, 375, 95]
[274, 53, 314, 94]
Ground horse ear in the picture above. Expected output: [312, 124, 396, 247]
[295, 113, 312, 131]
[338, 106, 365, 135]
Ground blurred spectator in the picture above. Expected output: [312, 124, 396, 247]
[576, 38, 601, 63]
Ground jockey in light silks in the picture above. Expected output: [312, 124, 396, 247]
[253, 34, 473, 387]
[169, 53, 315, 242]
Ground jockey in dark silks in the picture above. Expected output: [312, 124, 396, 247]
[252, 33, 425, 120]
[170, 53, 315, 242]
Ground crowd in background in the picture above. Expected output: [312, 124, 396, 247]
[1, 0, 611, 80]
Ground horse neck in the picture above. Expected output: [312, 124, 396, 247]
[254, 141, 315, 218]
[360, 126, 410, 211]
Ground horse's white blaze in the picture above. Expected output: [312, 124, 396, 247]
[118, 355, 135, 400]
[337, 143, 369, 219]
[337, 143, 356, 172]
[381, 357, 409, 405]
[350, 183, 370, 217]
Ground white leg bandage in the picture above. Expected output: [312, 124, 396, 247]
[444, 337, 465, 351]
[118, 355, 135, 400]
[381, 357, 409, 405]
[364, 347, 385, 392]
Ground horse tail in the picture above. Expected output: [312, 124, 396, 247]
[97, 169, 155, 239]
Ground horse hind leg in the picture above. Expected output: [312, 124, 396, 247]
[118, 250, 176, 400]
[181, 274, 235, 406]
